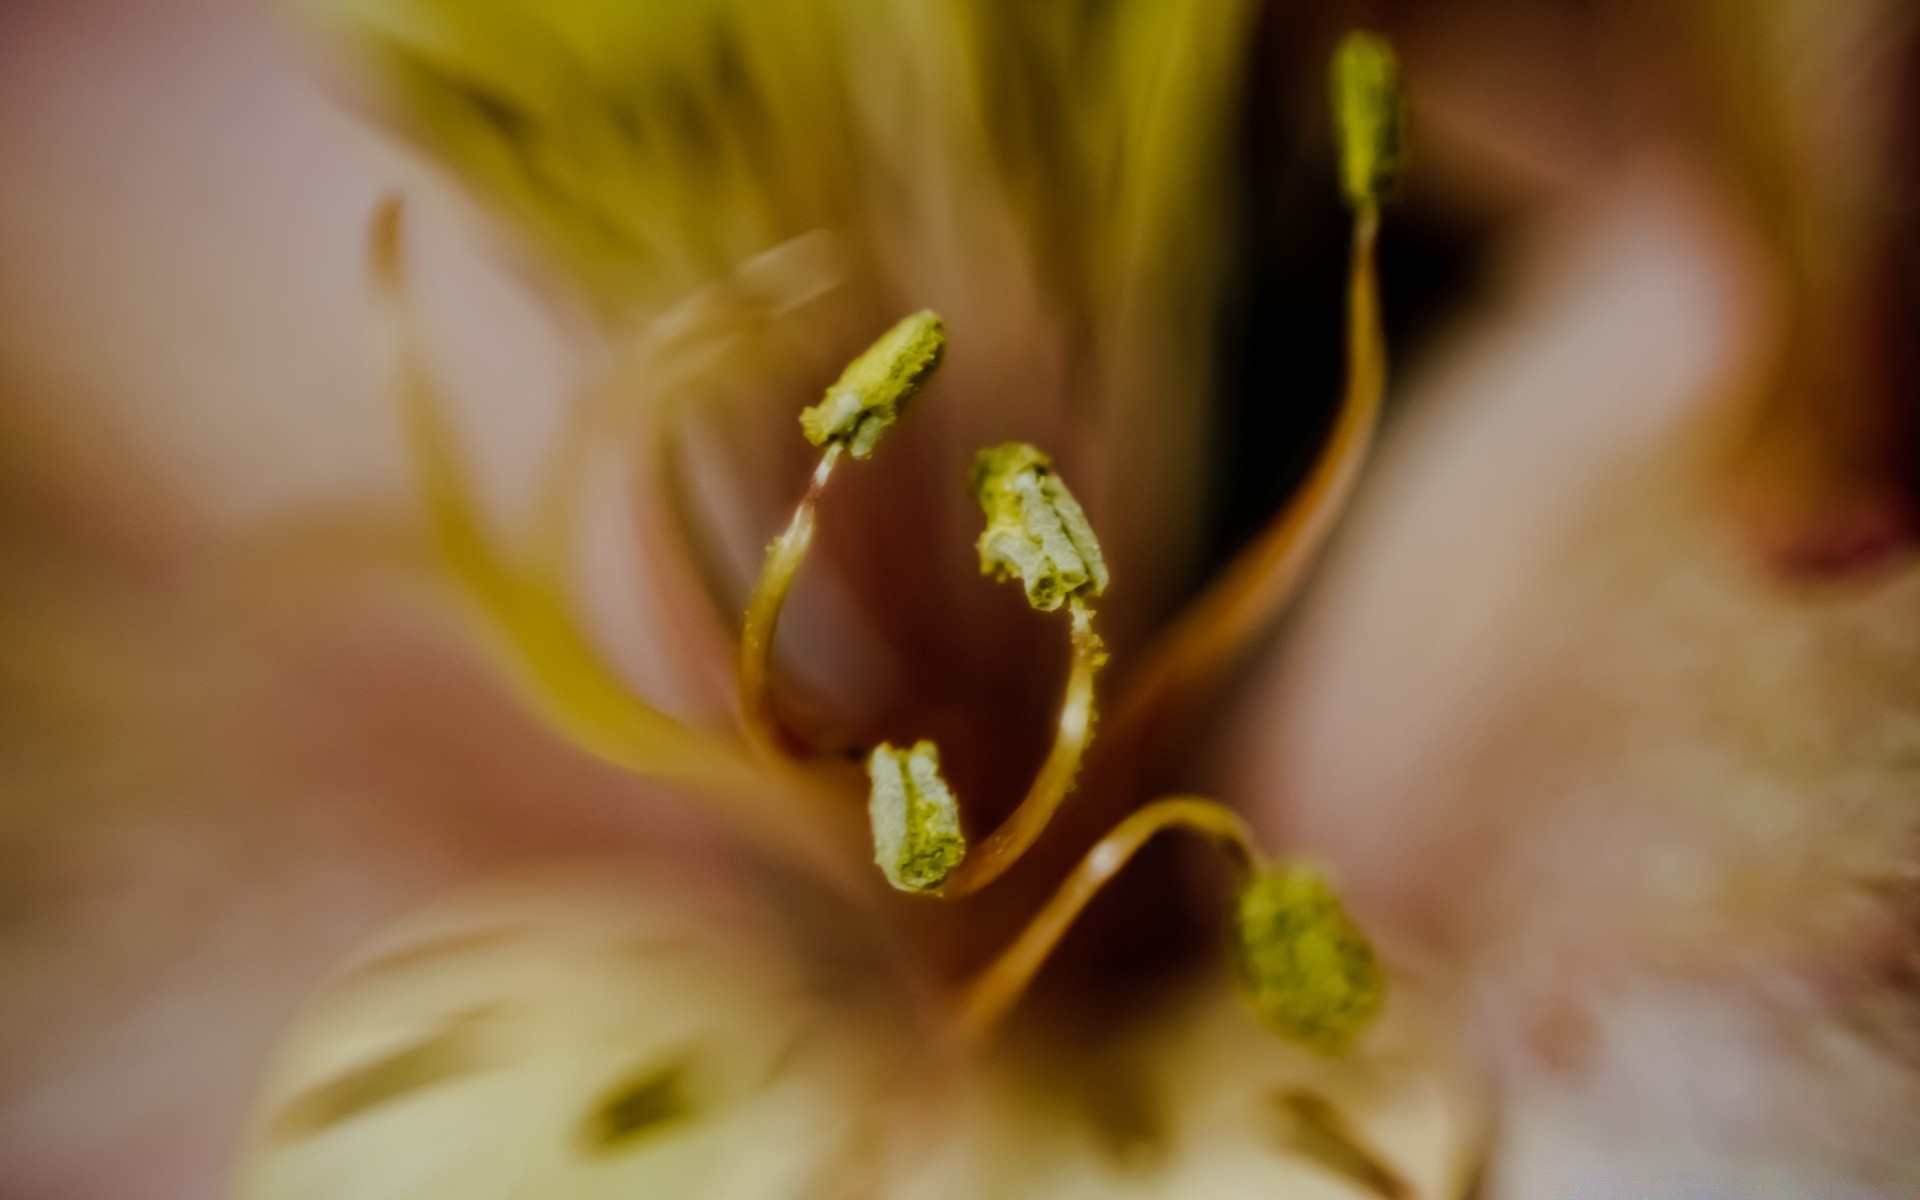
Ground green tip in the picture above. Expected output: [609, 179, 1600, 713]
[970, 443, 1108, 613]
[866, 740, 967, 893]
[1331, 32, 1407, 208]
[800, 310, 946, 457]
[1231, 864, 1384, 1053]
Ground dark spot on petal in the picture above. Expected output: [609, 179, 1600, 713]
[1076, 1062, 1168, 1171]
[271, 1008, 501, 1140]
[1525, 997, 1597, 1076]
[581, 1056, 697, 1153]
[1267, 1089, 1412, 1199]
[708, 22, 768, 128]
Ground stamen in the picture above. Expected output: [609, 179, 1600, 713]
[955, 796, 1257, 1039]
[866, 741, 967, 893]
[373, 197, 726, 781]
[737, 443, 844, 757]
[862, 447, 1111, 897]
[1105, 32, 1403, 768]
[737, 311, 947, 758]
[956, 797, 1385, 1051]
[1269, 1089, 1413, 1199]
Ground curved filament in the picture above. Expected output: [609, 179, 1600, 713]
[956, 795, 1258, 1039]
[736, 444, 843, 758]
[1110, 205, 1385, 756]
[937, 599, 1106, 897]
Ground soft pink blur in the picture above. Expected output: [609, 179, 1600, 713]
[0, 2, 739, 1194]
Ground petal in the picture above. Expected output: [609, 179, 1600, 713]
[1238, 162, 1920, 1193]
[236, 867, 972, 1199]
[966, 986, 1480, 1199]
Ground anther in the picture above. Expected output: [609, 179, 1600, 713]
[971, 443, 1108, 613]
[866, 741, 967, 893]
[1231, 864, 1384, 1053]
[799, 309, 946, 458]
[911, 445, 1109, 898]
[1331, 31, 1408, 210]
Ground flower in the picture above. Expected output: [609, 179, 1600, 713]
[3, 0, 1916, 1196]
[219, 4, 1462, 1195]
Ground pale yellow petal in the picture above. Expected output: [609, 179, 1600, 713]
[235, 869, 973, 1200]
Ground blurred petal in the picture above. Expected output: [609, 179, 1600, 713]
[1242, 175, 1920, 1191]
[234, 865, 1481, 1199]
[235, 867, 970, 1199]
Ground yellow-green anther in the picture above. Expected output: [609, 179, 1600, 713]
[1331, 32, 1407, 208]
[800, 310, 946, 458]
[866, 740, 967, 893]
[971, 443, 1108, 613]
[1231, 864, 1384, 1053]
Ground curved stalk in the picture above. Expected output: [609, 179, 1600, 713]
[1109, 204, 1384, 757]
[956, 795, 1258, 1040]
[937, 599, 1106, 897]
[736, 444, 843, 758]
